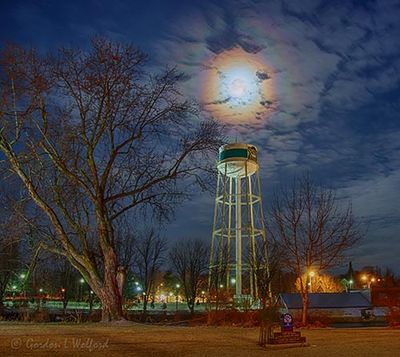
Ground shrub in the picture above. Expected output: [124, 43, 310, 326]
[307, 310, 332, 327]
[207, 309, 261, 327]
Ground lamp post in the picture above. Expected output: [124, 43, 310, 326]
[349, 279, 353, 291]
[19, 273, 26, 298]
[175, 284, 180, 312]
[89, 290, 94, 312]
[79, 278, 85, 303]
[38, 288, 43, 309]
[361, 274, 376, 289]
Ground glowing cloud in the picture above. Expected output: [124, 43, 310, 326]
[200, 47, 276, 123]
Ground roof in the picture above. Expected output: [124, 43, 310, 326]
[279, 292, 372, 309]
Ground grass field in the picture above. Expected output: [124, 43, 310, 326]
[0, 322, 399, 356]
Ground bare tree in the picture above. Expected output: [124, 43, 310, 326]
[133, 230, 167, 312]
[0, 236, 19, 311]
[269, 174, 360, 325]
[208, 243, 230, 312]
[250, 239, 283, 308]
[52, 257, 81, 314]
[0, 180, 28, 311]
[0, 38, 222, 321]
[170, 238, 209, 314]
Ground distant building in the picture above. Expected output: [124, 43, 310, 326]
[278, 292, 372, 318]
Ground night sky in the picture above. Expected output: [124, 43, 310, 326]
[1, 0, 399, 273]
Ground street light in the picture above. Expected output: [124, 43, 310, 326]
[175, 284, 180, 312]
[349, 279, 354, 290]
[79, 278, 85, 302]
[361, 274, 375, 289]
[19, 273, 27, 297]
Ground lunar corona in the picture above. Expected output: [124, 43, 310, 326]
[200, 47, 275, 123]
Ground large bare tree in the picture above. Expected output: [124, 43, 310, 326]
[269, 174, 360, 325]
[0, 38, 222, 321]
[170, 238, 209, 314]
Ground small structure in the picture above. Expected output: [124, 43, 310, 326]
[259, 313, 307, 348]
[278, 292, 372, 319]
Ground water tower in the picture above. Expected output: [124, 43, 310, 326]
[208, 143, 269, 304]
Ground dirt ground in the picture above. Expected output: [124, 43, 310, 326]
[0, 322, 399, 356]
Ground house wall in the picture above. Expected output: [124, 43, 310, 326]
[283, 307, 366, 318]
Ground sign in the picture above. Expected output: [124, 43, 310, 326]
[281, 313, 294, 332]
[266, 314, 307, 345]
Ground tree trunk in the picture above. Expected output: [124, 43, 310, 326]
[116, 266, 126, 298]
[301, 293, 309, 325]
[143, 295, 148, 312]
[62, 298, 68, 315]
[98, 249, 124, 322]
[99, 285, 124, 322]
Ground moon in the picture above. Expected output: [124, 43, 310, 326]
[200, 47, 275, 123]
[229, 78, 248, 98]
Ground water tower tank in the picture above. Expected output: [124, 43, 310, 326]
[217, 143, 258, 177]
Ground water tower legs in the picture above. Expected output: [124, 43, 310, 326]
[208, 143, 270, 307]
[235, 177, 242, 299]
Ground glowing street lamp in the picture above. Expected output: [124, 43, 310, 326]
[19, 273, 27, 297]
[361, 274, 375, 289]
[78, 278, 85, 302]
[349, 279, 354, 290]
[175, 284, 180, 312]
